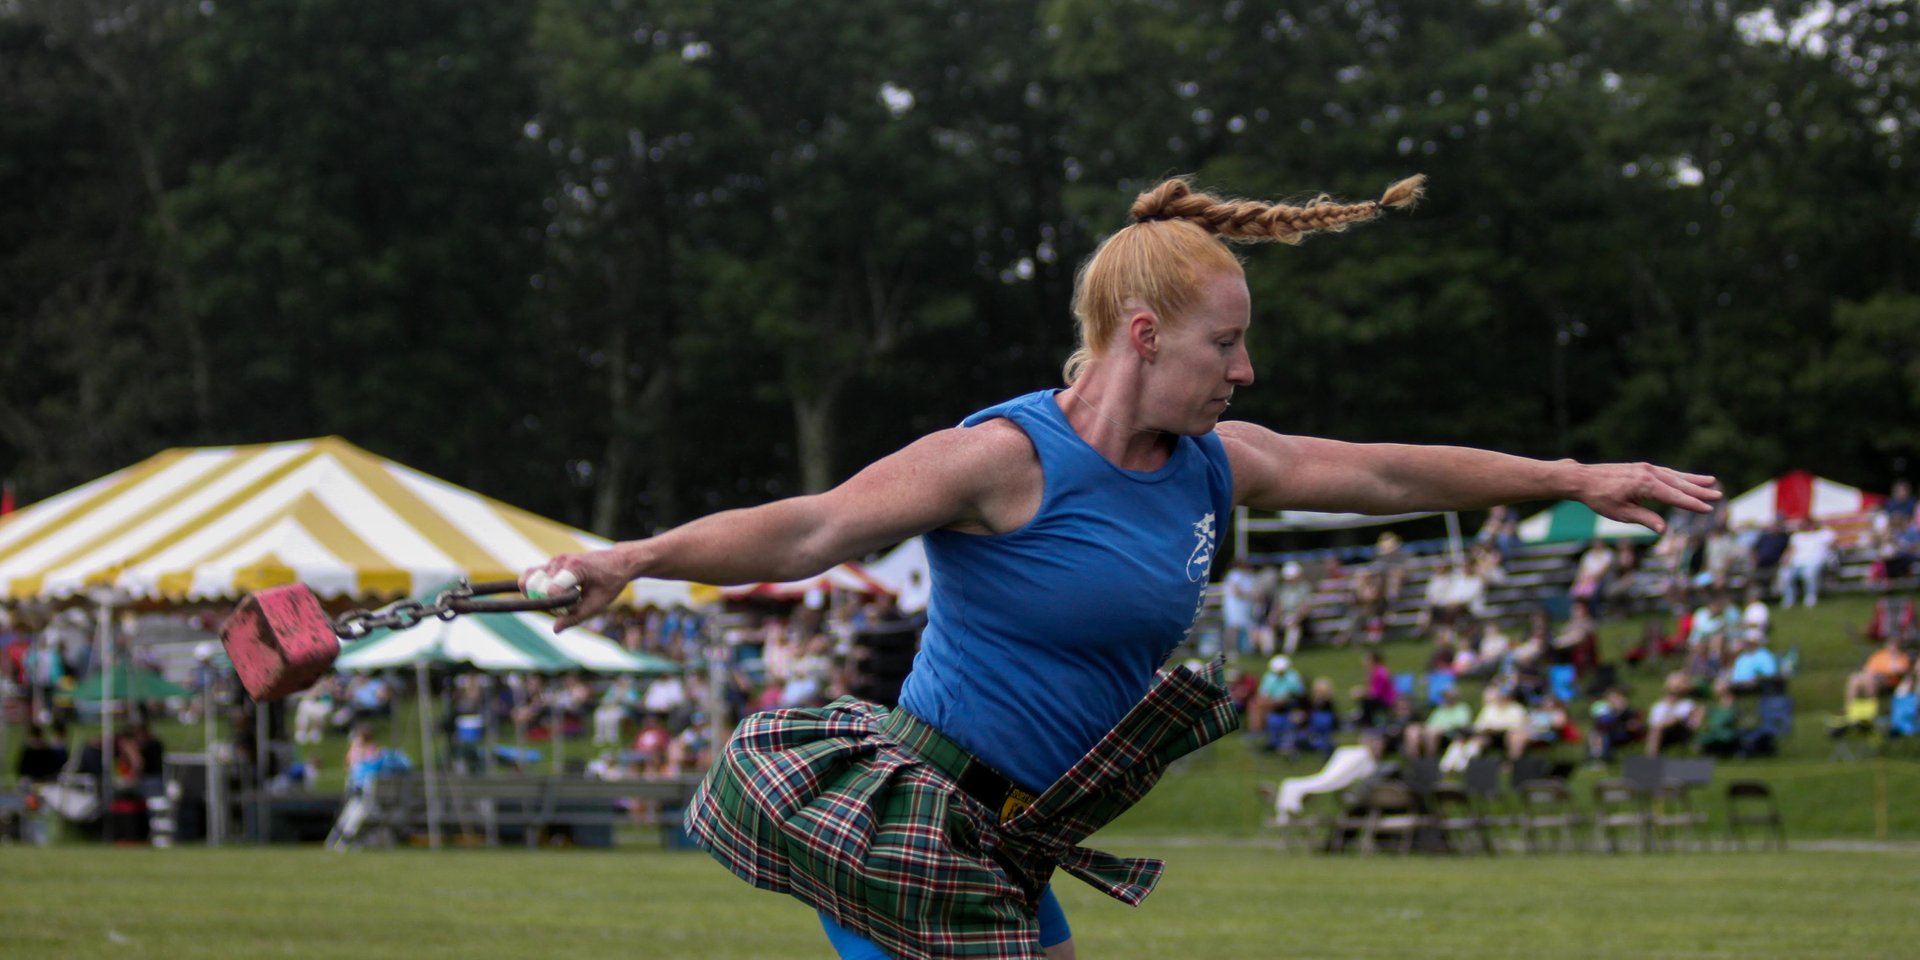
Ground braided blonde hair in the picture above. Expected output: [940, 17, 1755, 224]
[1063, 174, 1425, 384]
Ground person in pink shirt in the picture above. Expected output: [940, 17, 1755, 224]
[1359, 651, 1398, 726]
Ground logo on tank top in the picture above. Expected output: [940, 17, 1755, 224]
[1186, 511, 1217, 582]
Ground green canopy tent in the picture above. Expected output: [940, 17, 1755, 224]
[331, 592, 679, 847]
[1516, 501, 1661, 544]
[70, 663, 192, 703]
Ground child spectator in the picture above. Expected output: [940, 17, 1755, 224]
[1587, 687, 1645, 763]
[1697, 683, 1744, 758]
[1646, 673, 1702, 755]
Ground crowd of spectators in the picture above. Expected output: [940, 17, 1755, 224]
[1233, 497, 1898, 821]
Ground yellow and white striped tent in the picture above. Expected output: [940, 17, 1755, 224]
[0, 437, 708, 607]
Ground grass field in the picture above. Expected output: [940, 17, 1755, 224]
[6, 844, 1920, 959]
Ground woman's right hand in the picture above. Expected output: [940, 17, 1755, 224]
[520, 547, 637, 632]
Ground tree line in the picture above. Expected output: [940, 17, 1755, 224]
[3, 0, 1915, 540]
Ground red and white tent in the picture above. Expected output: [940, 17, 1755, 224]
[719, 562, 891, 602]
[1725, 470, 1882, 528]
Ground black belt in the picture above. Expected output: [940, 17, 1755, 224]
[956, 757, 1039, 825]
[877, 706, 1039, 825]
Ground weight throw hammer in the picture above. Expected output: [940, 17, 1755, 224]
[219, 573, 581, 701]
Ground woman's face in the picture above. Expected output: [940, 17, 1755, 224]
[1143, 271, 1254, 434]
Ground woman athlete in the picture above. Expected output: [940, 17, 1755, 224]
[523, 174, 1719, 959]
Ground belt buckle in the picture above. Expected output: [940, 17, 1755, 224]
[998, 787, 1036, 824]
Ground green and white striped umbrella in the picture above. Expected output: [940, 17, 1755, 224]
[335, 609, 678, 675]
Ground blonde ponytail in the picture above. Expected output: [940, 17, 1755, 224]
[1065, 174, 1424, 383]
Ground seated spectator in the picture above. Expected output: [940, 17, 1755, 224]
[1845, 637, 1913, 701]
[1603, 540, 1642, 610]
[1343, 568, 1388, 647]
[1777, 519, 1838, 608]
[1880, 479, 1917, 539]
[1459, 620, 1511, 677]
[1421, 558, 1485, 633]
[1265, 561, 1317, 655]
[1470, 686, 1530, 761]
[1524, 694, 1578, 753]
[1587, 687, 1645, 763]
[1750, 519, 1792, 589]
[631, 713, 671, 775]
[1882, 516, 1920, 582]
[1372, 532, 1410, 601]
[1890, 671, 1919, 740]
[1570, 538, 1615, 608]
[1266, 731, 1386, 825]
[1687, 592, 1737, 666]
[1646, 673, 1702, 755]
[347, 674, 392, 721]
[593, 677, 639, 746]
[1408, 686, 1474, 758]
[1697, 682, 1744, 758]
[1245, 655, 1305, 746]
[14, 725, 66, 783]
[1551, 598, 1600, 672]
[1740, 587, 1771, 644]
[293, 679, 335, 746]
[1374, 698, 1420, 754]
[1702, 522, 1746, 591]
[1725, 636, 1782, 696]
[1356, 651, 1397, 727]
[1269, 678, 1339, 759]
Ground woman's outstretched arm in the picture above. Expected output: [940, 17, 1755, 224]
[523, 420, 1038, 630]
[1217, 421, 1719, 532]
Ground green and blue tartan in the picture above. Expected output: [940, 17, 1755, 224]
[684, 658, 1238, 960]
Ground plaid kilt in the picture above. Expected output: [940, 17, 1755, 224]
[684, 658, 1238, 960]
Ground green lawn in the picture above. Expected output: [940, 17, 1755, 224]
[125, 593, 1920, 839]
[5, 844, 1919, 959]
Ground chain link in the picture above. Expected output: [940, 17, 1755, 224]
[331, 585, 470, 640]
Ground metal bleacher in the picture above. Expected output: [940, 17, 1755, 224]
[1196, 539, 1587, 645]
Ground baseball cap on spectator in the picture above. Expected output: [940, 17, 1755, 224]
[1281, 561, 1304, 578]
[1268, 655, 1291, 673]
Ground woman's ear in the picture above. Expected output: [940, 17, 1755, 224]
[1127, 310, 1159, 361]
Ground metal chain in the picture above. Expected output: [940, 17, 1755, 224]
[331, 584, 471, 640]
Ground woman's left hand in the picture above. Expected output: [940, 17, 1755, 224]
[1574, 462, 1720, 533]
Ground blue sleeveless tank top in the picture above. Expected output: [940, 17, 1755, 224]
[894, 389, 1234, 791]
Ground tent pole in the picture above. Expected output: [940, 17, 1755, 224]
[483, 674, 497, 776]
[1446, 511, 1464, 565]
[203, 680, 222, 845]
[97, 596, 114, 843]
[417, 659, 439, 849]
[253, 691, 267, 844]
[1234, 505, 1249, 562]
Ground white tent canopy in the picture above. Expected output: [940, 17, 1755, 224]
[864, 538, 931, 614]
[1725, 470, 1882, 529]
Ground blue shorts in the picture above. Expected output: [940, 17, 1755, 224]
[818, 884, 1071, 958]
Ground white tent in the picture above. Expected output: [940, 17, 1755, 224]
[864, 538, 931, 614]
[0, 437, 708, 608]
[1726, 470, 1882, 528]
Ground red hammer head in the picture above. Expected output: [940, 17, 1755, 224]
[220, 583, 342, 701]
